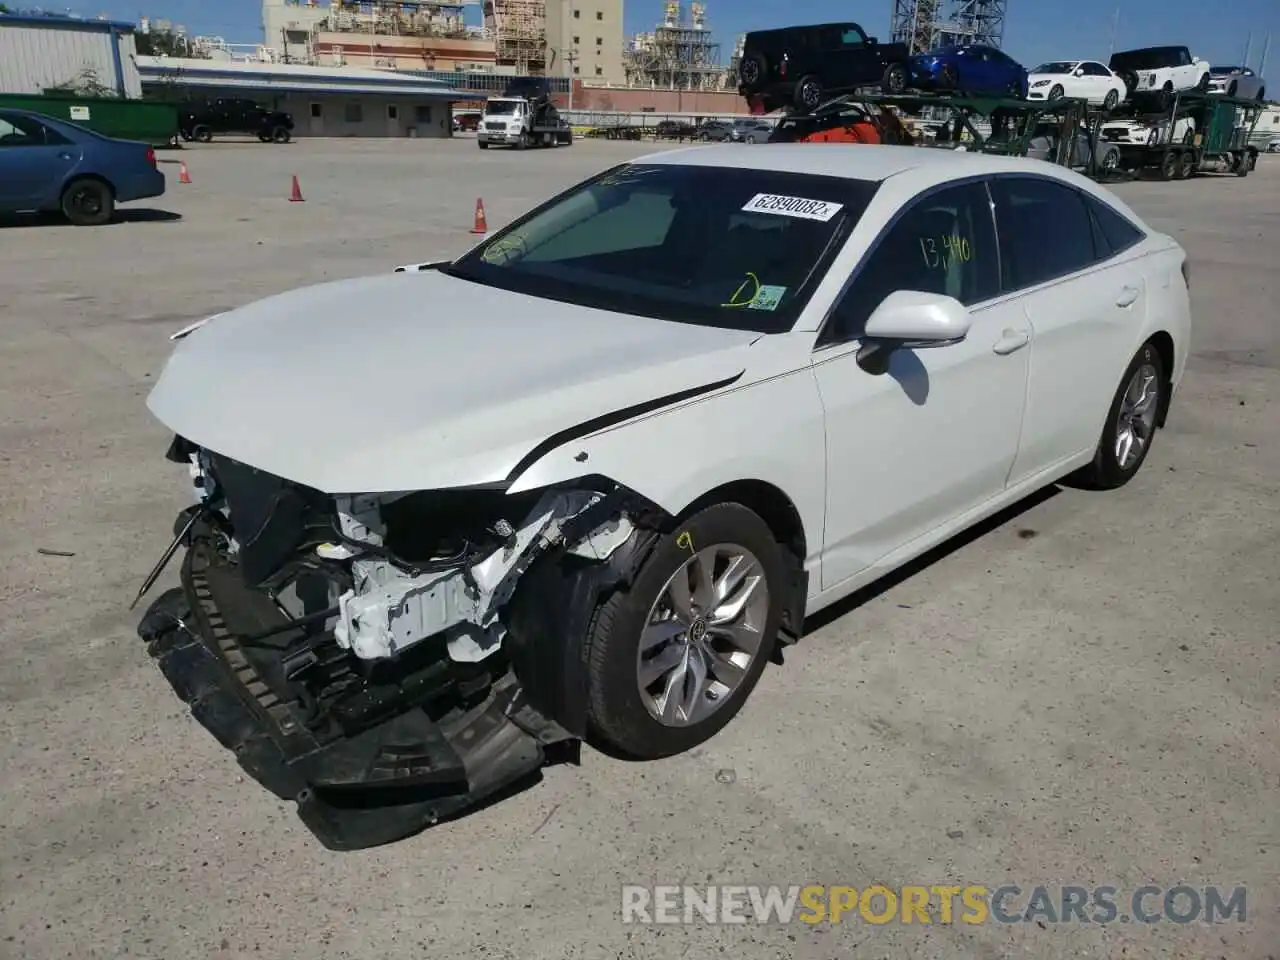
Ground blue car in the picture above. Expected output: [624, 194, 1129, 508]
[0, 109, 166, 226]
[910, 44, 1029, 99]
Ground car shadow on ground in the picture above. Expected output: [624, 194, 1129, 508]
[0, 209, 183, 229]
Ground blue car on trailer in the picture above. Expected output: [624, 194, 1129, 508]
[911, 44, 1030, 99]
[0, 109, 166, 226]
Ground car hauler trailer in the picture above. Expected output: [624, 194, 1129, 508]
[1097, 90, 1262, 179]
[477, 78, 573, 150]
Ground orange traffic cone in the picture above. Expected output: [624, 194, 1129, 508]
[289, 175, 305, 202]
[178, 161, 192, 184]
[470, 198, 487, 234]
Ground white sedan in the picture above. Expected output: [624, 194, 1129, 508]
[136, 144, 1191, 849]
[1027, 60, 1127, 109]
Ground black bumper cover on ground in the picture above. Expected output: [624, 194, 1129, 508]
[136, 538, 570, 851]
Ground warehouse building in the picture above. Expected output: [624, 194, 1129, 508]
[0, 12, 142, 97]
[135, 56, 465, 138]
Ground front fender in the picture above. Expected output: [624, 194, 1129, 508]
[507, 366, 827, 569]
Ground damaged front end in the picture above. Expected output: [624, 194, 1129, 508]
[135, 436, 662, 850]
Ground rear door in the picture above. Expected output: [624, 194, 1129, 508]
[990, 175, 1149, 483]
[0, 113, 80, 210]
[819, 24, 874, 88]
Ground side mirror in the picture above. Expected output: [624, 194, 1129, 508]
[858, 291, 971, 370]
[1074, 68, 1085, 77]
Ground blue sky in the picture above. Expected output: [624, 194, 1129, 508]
[55, 0, 1280, 70]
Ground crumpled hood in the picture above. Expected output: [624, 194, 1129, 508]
[146, 270, 759, 493]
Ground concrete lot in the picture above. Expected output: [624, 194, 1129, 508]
[1, 138, 1276, 960]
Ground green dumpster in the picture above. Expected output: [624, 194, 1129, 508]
[0, 93, 179, 146]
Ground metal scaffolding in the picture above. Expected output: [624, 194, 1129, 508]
[484, 0, 546, 75]
[315, 0, 475, 39]
[624, 1, 725, 90]
[889, 0, 1009, 54]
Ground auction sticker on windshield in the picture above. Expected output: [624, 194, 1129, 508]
[741, 194, 844, 222]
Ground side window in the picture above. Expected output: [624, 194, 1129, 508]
[989, 177, 1097, 291]
[840, 27, 864, 47]
[1087, 197, 1146, 257]
[0, 115, 61, 147]
[828, 181, 1000, 341]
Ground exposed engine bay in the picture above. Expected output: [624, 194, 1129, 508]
[136, 435, 665, 850]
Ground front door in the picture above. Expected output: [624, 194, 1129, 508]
[0, 112, 80, 209]
[812, 179, 1031, 590]
[308, 102, 325, 137]
[386, 103, 401, 137]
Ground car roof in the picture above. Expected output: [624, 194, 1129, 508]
[630, 142, 1076, 184]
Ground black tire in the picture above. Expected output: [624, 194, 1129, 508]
[794, 75, 823, 111]
[1073, 341, 1166, 490]
[738, 51, 766, 88]
[478, 140, 489, 149]
[1196, 71, 1210, 92]
[939, 64, 959, 90]
[1247, 149, 1258, 171]
[271, 126, 291, 143]
[1178, 151, 1195, 179]
[1227, 80, 1239, 97]
[1160, 150, 1178, 180]
[1236, 152, 1250, 176]
[1257, 87, 1266, 102]
[881, 62, 908, 95]
[258, 132, 270, 143]
[1103, 88, 1120, 111]
[584, 502, 787, 760]
[193, 126, 213, 143]
[1048, 84, 1065, 100]
[1100, 147, 1120, 174]
[1157, 82, 1174, 111]
[1119, 71, 1138, 97]
[60, 177, 114, 226]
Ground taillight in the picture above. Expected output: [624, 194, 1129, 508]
[145, 146, 156, 167]
[779, 54, 788, 78]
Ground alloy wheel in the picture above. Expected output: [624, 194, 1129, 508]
[1115, 363, 1160, 469]
[636, 544, 771, 728]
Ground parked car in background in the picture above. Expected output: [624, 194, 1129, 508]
[910, 45, 1030, 98]
[1268, 137, 1280, 153]
[1206, 66, 1267, 101]
[452, 111, 482, 132]
[730, 118, 776, 143]
[0, 109, 165, 226]
[737, 21, 911, 112]
[1108, 47, 1210, 106]
[1100, 112, 1196, 147]
[654, 119, 699, 141]
[1027, 60, 1126, 109]
[179, 97, 294, 143]
[696, 119, 736, 141]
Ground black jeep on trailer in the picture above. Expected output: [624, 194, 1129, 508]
[737, 22, 912, 113]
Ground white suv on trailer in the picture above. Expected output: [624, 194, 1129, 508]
[1108, 46, 1211, 106]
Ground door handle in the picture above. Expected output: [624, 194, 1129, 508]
[58, 152, 73, 161]
[992, 328, 1030, 355]
[1115, 286, 1140, 307]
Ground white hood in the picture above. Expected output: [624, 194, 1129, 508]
[146, 270, 758, 493]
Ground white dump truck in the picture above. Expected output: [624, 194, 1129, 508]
[477, 78, 574, 150]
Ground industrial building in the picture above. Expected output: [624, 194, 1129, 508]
[135, 56, 465, 138]
[0, 12, 142, 98]
[889, 0, 1009, 54]
[543, 0, 626, 86]
[623, 1, 730, 91]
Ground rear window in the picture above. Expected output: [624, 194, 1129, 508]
[1110, 48, 1185, 71]
[447, 163, 879, 333]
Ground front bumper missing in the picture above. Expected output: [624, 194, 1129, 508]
[136, 537, 570, 851]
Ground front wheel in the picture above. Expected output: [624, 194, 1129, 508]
[585, 503, 786, 759]
[1072, 342, 1165, 490]
[271, 126, 291, 143]
[193, 126, 213, 143]
[1048, 84, 1065, 100]
[60, 177, 115, 226]
[882, 62, 908, 95]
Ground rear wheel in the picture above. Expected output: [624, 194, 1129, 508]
[1103, 88, 1120, 111]
[1235, 151, 1250, 176]
[1157, 82, 1174, 111]
[1160, 150, 1179, 180]
[193, 126, 213, 143]
[1197, 71, 1210, 92]
[271, 126, 291, 143]
[1178, 150, 1196, 179]
[60, 177, 114, 226]
[1072, 342, 1165, 490]
[585, 503, 786, 760]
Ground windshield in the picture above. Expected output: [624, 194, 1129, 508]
[1110, 48, 1184, 71]
[1032, 61, 1076, 74]
[485, 101, 521, 116]
[446, 163, 879, 333]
